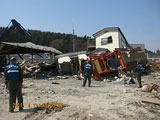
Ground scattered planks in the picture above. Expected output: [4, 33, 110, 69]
[141, 97, 160, 105]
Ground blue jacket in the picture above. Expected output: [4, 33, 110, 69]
[6, 64, 20, 81]
[137, 64, 144, 73]
[5, 64, 23, 90]
[85, 63, 92, 73]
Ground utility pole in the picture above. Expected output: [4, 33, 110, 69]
[72, 24, 75, 52]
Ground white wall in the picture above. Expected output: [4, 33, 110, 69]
[118, 31, 127, 48]
[96, 31, 119, 51]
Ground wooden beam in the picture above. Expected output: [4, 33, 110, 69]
[35, 53, 44, 58]
[141, 97, 160, 105]
[18, 54, 24, 60]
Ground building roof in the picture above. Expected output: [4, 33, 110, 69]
[93, 27, 130, 47]
[55, 51, 87, 59]
[0, 42, 62, 55]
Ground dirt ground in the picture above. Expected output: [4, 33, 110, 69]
[0, 74, 160, 120]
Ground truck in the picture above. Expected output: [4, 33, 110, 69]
[89, 48, 147, 80]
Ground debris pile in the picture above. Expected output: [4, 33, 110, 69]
[19, 61, 57, 79]
[142, 84, 159, 93]
[140, 76, 160, 106]
[149, 72, 160, 79]
[150, 63, 160, 70]
[20, 61, 39, 77]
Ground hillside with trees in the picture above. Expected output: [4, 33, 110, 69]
[0, 27, 91, 53]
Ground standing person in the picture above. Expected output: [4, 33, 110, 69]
[83, 60, 92, 87]
[5, 57, 23, 112]
[134, 61, 144, 88]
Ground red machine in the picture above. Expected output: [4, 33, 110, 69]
[89, 48, 147, 80]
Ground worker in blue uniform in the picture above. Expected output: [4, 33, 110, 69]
[83, 60, 92, 87]
[5, 57, 23, 112]
[134, 61, 144, 88]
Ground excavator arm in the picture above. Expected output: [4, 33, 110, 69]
[0, 19, 31, 42]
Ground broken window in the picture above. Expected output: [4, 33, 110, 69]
[101, 36, 112, 45]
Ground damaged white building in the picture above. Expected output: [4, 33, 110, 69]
[93, 27, 130, 51]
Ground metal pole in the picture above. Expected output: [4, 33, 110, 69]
[73, 24, 75, 52]
[8, 55, 10, 64]
[50, 53, 54, 64]
[32, 54, 33, 63]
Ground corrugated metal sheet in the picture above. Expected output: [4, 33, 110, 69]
[0, 42, 62, 55]
[55, 51, 87, 59]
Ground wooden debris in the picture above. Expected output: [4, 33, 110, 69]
[141, 97, 160, 105]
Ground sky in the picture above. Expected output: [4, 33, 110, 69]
[0, 0, 160, 52]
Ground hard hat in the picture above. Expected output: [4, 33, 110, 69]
[10, 57, 17, 63]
